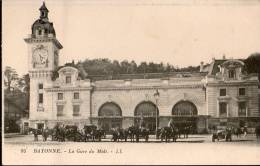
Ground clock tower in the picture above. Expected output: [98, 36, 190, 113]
[24, 2, 63, 126]
[25, 2, 62, 76]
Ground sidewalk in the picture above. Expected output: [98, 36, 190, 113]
[4, 133, 258, 144]
[4, 133, 24, 138]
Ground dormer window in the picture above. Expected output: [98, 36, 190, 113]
[58, 66, 79, 85]
[38, 29, 42, 35]
[228, 69, 236, 79]
[66, 76, 71, 84]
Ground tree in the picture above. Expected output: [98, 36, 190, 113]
[77, 62, 88, 79]
[130, 60, 137, 74]
[120, 60, 130, 74]
[112, 60, 121, 74]
[244, 53, 260, 82]
[138, 62, 148, 74]
[4, 66, 19, 92]
[18, 74, 30, 93]
[244, 53, 260, 74]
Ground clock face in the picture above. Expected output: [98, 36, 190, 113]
[33, 46, 48, 68]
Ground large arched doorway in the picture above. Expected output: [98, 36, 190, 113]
[134, 101, 159, 132]
[172, 100, 198, 116]
[98, 102, 122, 133]
[172, 100, 198, 133]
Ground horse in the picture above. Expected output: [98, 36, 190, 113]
[183, 126, 191, 138]
[92, 129, 103, 142]
[225, 127, 232, 142]
[160, 126, 178, 142]
[233, 127, 243, 138]
[83, 125, 103, 142]
[126, 126, 149, 142]
[57, 126, 66, 142]
[138, 127, 149, 142]
[29, 128, 41, 141]
[255, 125, 260, 140]
[42, 128, 52, 141]
[127, 126, 137, 142]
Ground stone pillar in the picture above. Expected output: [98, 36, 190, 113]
[197, 117, 206, 134]
[205, 117, 209, 133]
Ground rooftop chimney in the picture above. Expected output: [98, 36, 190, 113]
[200, 61, 204, 72]
[223, 54, 226, 60]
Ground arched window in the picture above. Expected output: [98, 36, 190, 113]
[98, 102, 122, 133]
[172, 100, 197, 116]
[134, 101, 159, 131]
[135, 101, 158, 117]
[98, 102, 122, 117]
[38, 29, 42, 35]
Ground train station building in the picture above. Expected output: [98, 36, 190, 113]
[25, 3, 260, 133]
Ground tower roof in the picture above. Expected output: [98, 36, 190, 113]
[31, 2, 56, 37]
[39, 2, 49, 12]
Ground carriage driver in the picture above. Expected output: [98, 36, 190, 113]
[168, 119, 174, 130]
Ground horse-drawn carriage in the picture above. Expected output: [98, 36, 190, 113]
[64, 125, 85, 142]
[212, 128, 232, 142]
[111, 126, 150, 142]
[158, 126, 178, 142]
[83, 124, 105, 142]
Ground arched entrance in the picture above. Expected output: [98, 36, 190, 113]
[98, 102, 122, 132]
[134, 101, 159, 132]
[172, 100, 198, 133]
[172, 100, 197, 116]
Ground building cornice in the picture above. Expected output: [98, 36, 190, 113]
[206, 80, 259, 87]
[24, 37, 63, 49]
[93, 84, 204, 91]
[45, 87, 92, 92]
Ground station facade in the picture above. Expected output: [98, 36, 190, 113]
[25, 3, 260, 133]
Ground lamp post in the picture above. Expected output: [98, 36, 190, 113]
[154, 89, 160, 139]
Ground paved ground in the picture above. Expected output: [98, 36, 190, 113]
[3, 134, 260, 165]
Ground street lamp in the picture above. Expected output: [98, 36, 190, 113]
[154, 89, 160, 139]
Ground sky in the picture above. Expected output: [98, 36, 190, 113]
[3, 0, 260, 76]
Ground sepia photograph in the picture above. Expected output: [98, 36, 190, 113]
[2, 0, 260, 165]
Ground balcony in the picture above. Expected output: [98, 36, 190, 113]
[37, 107, 44, 112]
[57, 113, 63, 117]
[217, 95, 231, 102]
[56, 100, 66, 105]
[72, 113, 81, 117]
[236, 95, 249, 102]
[72, 99, 82, 104]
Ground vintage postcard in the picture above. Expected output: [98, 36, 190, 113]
[2, 0, 260, 165]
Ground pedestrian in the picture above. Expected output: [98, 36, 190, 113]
[243, 126, 248, 137]
[42, 127, 49, 141]
[33, 129, 38, 141]
[168, 119, 174, 130]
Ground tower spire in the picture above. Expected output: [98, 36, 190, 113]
[39, 1, 49, 20]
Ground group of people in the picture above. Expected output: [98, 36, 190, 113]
[30, 120, 260, 142]
[31, 124, 73, 142]
[31, 123, 105, 142]
[167, 119, 193, 138]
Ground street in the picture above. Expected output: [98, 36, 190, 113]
[3, 134, 260, 165]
